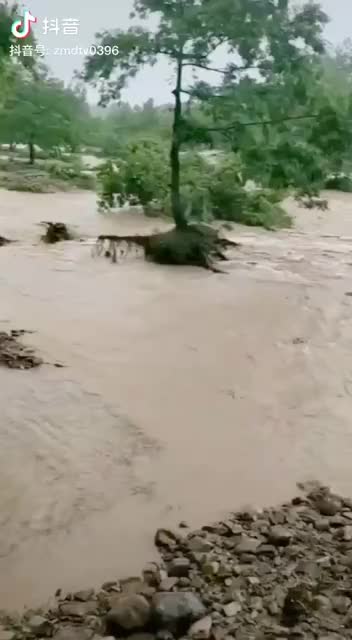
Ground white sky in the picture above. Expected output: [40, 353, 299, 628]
[26, 0, 351, 105]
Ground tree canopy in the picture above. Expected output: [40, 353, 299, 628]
[83, 0, 331, 228]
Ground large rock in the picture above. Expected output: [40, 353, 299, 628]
[59, 601, 99, 618]
[106, 594, 151, 633]
[152, 592, 206, 635]
[28, 615, 53, 637]
[0, 627, 15, 640]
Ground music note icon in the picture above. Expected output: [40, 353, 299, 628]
[11, 9, 37, 39]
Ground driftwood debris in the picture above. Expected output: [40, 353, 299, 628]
[0, 330, 42, 369]
[295, 195, 329, 211]
[0, 235, 13, 246]
[93, 225, 240, 272]
[40, 222, 73, 243]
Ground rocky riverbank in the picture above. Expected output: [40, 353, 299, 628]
[2, 484, 352, 639]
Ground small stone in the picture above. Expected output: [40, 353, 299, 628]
[143, 563, 161, 586]
[168, 558, 191, 578]
[267, 602, 280, 616]
[295, 560, 321, 580]
[332, 595, 351, 614]
[177, 577, 191, 588]
[191, 576, 204, 590]
[179, 521, 189, 529]
[28, 615, 53, 637]
[155, 529, 179, 550]
[127, 634, 155, 640]
[155, 633, 173, 640]
[250, 597, 263, 611]
[235, 536, 261, 554]
[160, 577, 178, 591]
[120, 577, 155, 597]
[247, 577, 260, 586]
[187, 536, 213, 552]
[74, 589, 95, 602]
[222, 602, 242, 617]
[256, 545, 276, 557]
[343, 526, 352, 541]
[152, 592, 206, 635]
[60, 601, 98, 618]
[189, 616, 212, 639]
[268, 526, 292, 547]
[53, 627, 94, 640]
[106, 594, 151, 632]
[102, 581, 118, 592]
[312, 595, 332, 612]
[202, 561, 220, 577]
[314, 519, 330, 532]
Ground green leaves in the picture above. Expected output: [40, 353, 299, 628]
[0, 76, 90, 151]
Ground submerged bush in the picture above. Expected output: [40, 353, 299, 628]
[324, 174, 352, 192]
[97, 141, 292, 229]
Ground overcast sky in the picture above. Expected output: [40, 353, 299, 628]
[26, 0, 351, 105]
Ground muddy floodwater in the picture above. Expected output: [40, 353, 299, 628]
[1, 189, 352, 609]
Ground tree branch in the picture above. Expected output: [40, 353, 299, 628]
[180, 88, 235, 100]
[204, 113, 319, 132]
[182, 62, 263, 74]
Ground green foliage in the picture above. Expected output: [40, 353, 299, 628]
[0, 76, 91, 159]
[83, 0, 330, 229]
[97, 139, 170, 211]
[98, 141, 291, 229]
[325, 174, 352, 192]
[48, 161, 95, 190]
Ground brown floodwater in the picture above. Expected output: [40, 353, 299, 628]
[1, 189, 352, 609]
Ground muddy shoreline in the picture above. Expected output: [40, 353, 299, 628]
[2, 484, 352, 639]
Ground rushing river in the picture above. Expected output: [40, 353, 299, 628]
[2, 189, 352, 609]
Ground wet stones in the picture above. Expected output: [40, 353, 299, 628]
[6, 483, 352, 640]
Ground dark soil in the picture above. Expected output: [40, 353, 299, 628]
[3, 483, 352, 639]
[0, 330, 42, 369]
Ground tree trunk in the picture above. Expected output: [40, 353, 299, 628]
[29, 141, 35, 165]
[170, 56, 187, 229]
